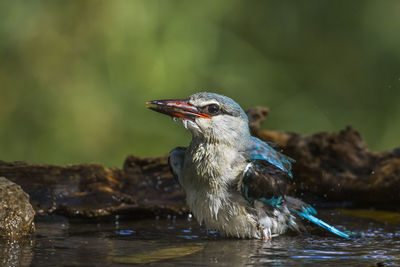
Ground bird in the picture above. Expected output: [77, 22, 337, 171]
[146, 92, 351, 240]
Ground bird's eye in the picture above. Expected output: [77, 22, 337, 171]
[206, 104, 220, 115]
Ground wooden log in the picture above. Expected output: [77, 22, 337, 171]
[0, 106, 398, 219]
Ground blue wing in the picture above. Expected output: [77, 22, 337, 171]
[246, 137, 295, 178]
[242, 138, 351, 239]
[241, 160, 289, 208]
[241, 137, 294, 207]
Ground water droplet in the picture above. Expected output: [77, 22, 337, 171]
[116, 229, 135, 235]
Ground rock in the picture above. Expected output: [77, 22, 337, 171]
[0, 177, 35, 239]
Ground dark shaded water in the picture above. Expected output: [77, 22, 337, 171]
[1, 210, 399, 266]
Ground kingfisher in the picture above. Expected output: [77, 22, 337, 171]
[147, 92, 351, 240]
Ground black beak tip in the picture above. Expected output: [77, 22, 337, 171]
[146, 100, 168, 106]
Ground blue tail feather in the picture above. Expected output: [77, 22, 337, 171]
[296, 207, 351, 239]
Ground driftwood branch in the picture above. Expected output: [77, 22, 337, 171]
[250, 107, 400, 208]
[1, 106, 399, 220]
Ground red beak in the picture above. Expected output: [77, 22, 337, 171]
[146, 99, 210, 120]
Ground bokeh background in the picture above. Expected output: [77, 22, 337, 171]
[1, 0, 399, 167]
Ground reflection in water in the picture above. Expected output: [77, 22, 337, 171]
[0, 238, 33, 267]
[0, 211, 399, 266]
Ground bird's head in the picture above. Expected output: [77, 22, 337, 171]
[147, 92, 251, 145]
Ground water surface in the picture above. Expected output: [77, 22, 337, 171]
[1, 210, 399, 266]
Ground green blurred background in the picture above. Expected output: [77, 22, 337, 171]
[1, 0, 399, 167]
